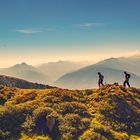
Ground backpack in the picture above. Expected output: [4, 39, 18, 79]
[101, 75, 104, 79]
[127, 74, 131, 78]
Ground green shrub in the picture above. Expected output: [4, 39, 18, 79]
[0, 105, 26, 139]
[0, 94, 6, 105]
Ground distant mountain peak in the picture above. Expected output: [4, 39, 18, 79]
[21, 62, 28, 66]
[12, 62, 32, 68]
[97, 57, 120, 65]
[105, 57, 118, 61]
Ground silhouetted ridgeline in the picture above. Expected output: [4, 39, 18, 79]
[0, 75, 54, 89]
[0, 84, 140, 139]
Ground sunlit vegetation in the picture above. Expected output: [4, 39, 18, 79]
[0, 84, 140, 140]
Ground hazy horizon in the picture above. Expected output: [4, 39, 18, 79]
[0, 50, 140, 68]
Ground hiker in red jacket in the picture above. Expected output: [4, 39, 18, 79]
[98, 72, 104, 87]
[123, 71, 131, 88]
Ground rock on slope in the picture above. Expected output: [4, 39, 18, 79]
[0, 84, 140, 140]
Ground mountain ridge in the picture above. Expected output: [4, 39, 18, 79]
[0, 62, 51, 84]
[0, 75, 54, 89]
[54, 65, 140, 89]
[37, 60, 86, 82]
[0, 55, 140, 88]
[54, 56, 140, 89]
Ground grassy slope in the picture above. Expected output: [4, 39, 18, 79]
[0, 75, 54, 89]
[0, 84, 140, 140]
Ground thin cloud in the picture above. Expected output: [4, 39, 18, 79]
[75, 22, 105, 29]
[16, 27, 56, 34]
[16, 29, 43, 34]
[123, 50, 140, 57]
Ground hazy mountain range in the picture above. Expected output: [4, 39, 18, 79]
[54, 55, 140, 89]
[37, 60, 85, 82]
[0, 55, 140, 89]
[0, 61, 85, 84]
[96, 56, 140, 76]
[0, 62, 50, 84]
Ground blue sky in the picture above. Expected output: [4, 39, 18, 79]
[0, 0, 140, 67]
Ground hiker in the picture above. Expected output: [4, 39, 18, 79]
[98, 72, 104, 87]
[123, 71, 131, 88]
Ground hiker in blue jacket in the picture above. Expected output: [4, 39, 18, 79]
[123, 71, 131, 88]
[98, 72, 104, 87]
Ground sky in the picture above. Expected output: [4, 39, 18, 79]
[0, 0, 140, 67]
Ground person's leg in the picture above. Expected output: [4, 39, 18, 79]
[127, 80, 130, 88]
[102, 80, 104, 86]
[98, 79, 102, 87]
[98, 81, 100, 88]
[123, 80, 126, 87]
[101, 79, 104, 86]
